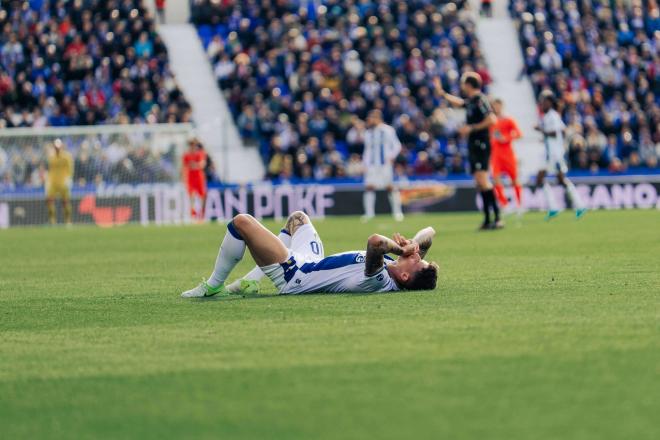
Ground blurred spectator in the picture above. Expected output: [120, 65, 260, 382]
[191, 0, 488, 179]
[511, 0, 660, 172]
[156, 0, 166, 24]
[0, 0, 191, 129]
[481, 0, 493, 18]
[414, 151, 435, 175]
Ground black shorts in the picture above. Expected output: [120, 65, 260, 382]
[468, 139, 491, 174]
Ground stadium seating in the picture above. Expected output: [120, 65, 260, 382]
[510, 0, 660, 172]
[0, 0, 191, 128]
[0, 0, 195, 189]
[190, 0, 491, 179]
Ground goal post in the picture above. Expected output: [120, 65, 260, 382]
[0, 123, 195, 228]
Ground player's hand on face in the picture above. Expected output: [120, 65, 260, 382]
[401, 241, 420, 257]
[392, 233, 409, 247]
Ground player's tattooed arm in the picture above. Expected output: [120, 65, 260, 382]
[412, 227, 436, 259]
[365, 234, 401, 275]
[365, 234, 418, 275]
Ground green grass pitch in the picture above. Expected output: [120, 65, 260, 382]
[1, 210, 659, 439]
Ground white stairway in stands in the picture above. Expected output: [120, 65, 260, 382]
[159, 24, 264, 183]
[470, 0, 543, 180]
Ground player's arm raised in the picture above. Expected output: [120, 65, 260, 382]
[365, 234, 418, 276]
[433, 77, 464, 107]
[412, 226, 436, 259]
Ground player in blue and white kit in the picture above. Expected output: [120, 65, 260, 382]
[534, 91, 587, 220]
[181, 211, 438, 298]
[362, 109, 404, 222]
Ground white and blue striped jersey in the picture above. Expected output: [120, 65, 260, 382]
[541, 109, 566, 157]
[280, 251, 400, 294]
[363, 123, 402, 167]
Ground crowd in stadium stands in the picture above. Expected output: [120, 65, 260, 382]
[0, 0, 191, 129]
[192, 0, 491, 180]
[511, 0, 660, 172]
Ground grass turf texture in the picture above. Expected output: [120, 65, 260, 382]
[1, 210, 659, 439]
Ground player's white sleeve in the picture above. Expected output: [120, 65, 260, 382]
[545, 111, 563, 135]
[556, 112, 566, 131]
[387, 127, 402, 162]
[358, 265, 399, 292]
[363, 129, 372, 166]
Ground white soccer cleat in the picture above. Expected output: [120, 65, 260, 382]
[360, 215, 374, 223]
[225, 280, 242, 294]
[393, 213, 404, 222]
[180, 279, 226, 298]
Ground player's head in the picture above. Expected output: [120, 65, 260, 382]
[390, 253, 439, 291]
[53, 138, 63, 154]
[539, 91, 556, 112]
[492, 98, 503, 116]
[188, 137, 198, 151]
[366, 109, 383, 127]
[460, 72, 482, 95]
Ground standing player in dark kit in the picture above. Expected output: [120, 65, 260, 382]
[433, 72, 502, 229]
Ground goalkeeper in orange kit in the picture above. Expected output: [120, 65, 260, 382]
[489, 98, 523, 213]
[45, 139, 74, 225]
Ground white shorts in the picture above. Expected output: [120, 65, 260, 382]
[364, 165, 394, 189]
[545, 150, 568, 174]
[261, 223, 325, 292]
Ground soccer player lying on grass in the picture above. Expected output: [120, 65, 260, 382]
[181, 211, 438, 297]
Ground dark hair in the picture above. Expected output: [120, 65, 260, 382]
[406, 262, 439, 291]
[461, 72, 482, 90]
[539, 90, 556, 107]
[368, 109, 383, 120]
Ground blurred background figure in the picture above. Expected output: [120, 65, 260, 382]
[182, 138, 207, 221]
[490, 98, 523, 214]
[156, 0, 166, 24]
[481, 0, 493, 17]
[362, 110, 404, 222]
[45, 139, 74, 225]
[534, 92, 587, 221]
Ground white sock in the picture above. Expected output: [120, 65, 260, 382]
[363, 190, 376, 217]
[389, 190, 403, 218]
[543, 183, 558, 211]
[207, 222, 246, 288]
[239, 229, 291, 283]
[564, 179, 584, 210]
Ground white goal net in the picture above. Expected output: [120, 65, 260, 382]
[0, 123, 195, 228]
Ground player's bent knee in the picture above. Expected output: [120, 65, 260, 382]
[288, 210, 309, 223]
[232, 213, 254, 232]
[285, 210, 309, 235]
